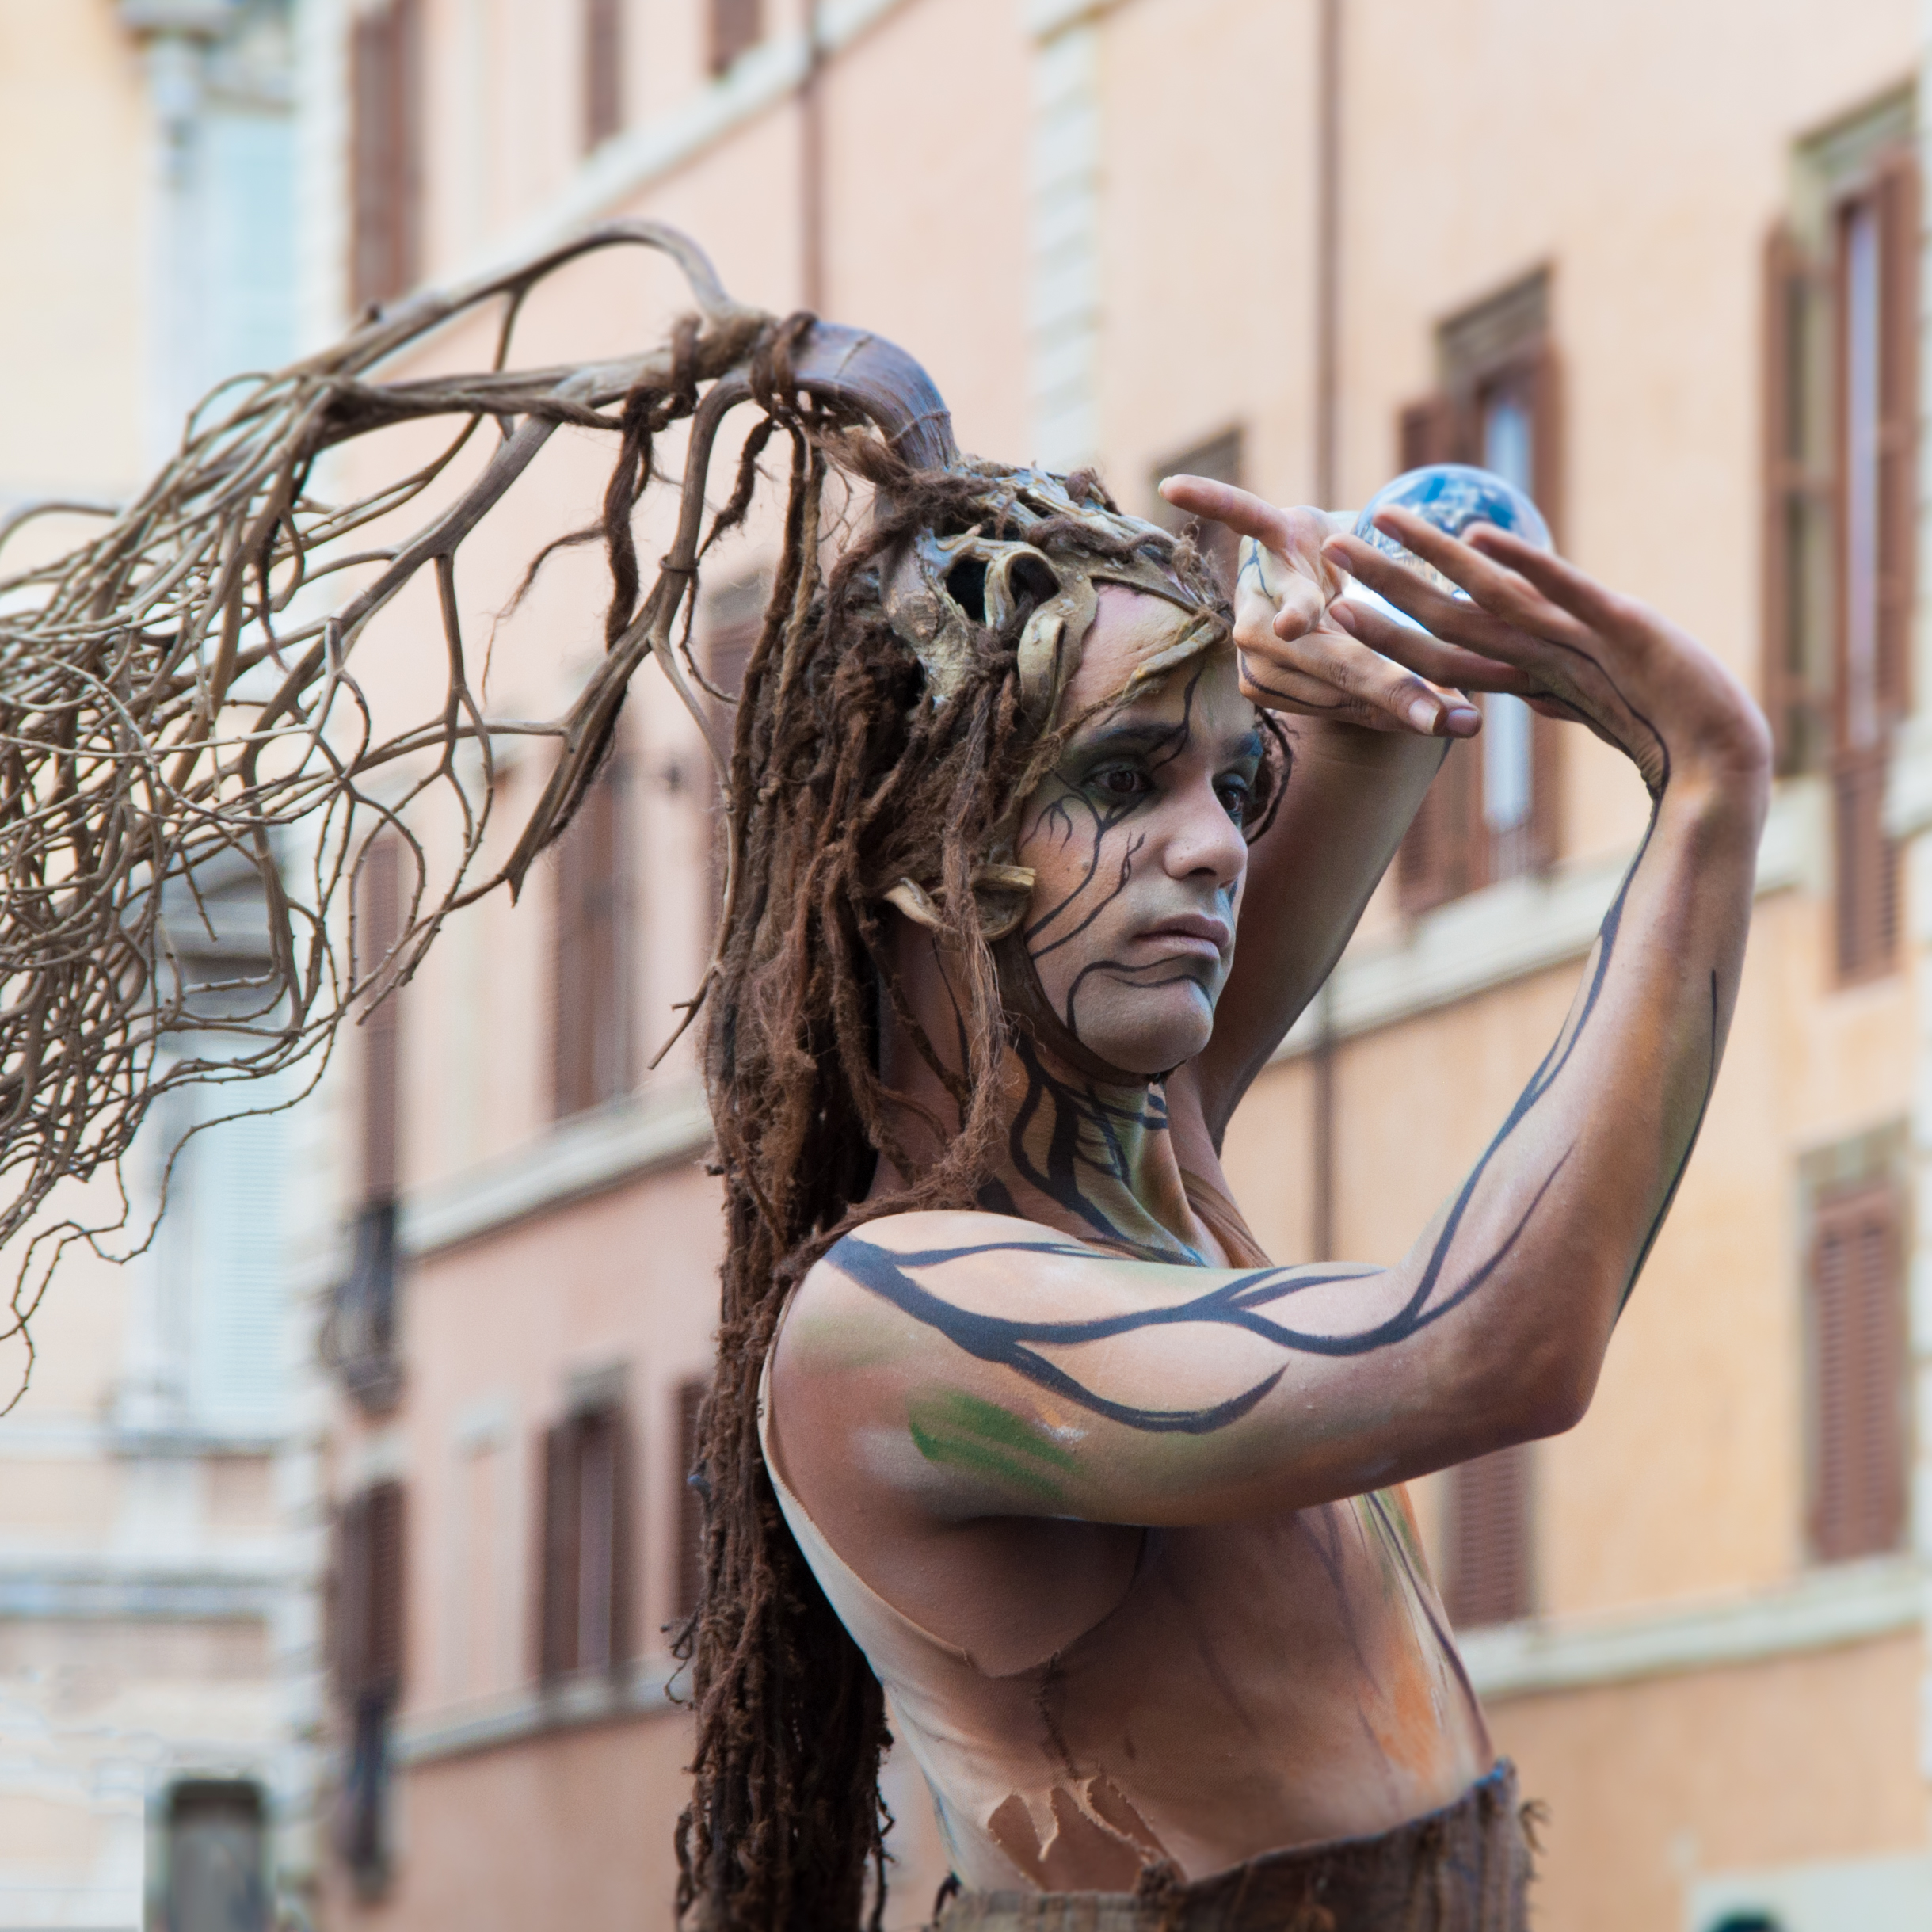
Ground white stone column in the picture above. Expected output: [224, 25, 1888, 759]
[1024, 0, 1121, 471]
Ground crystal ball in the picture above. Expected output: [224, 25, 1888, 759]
[1347, 463, 1552, 624]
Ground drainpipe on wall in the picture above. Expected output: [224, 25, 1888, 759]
[801, 0, 828, 312]
[1310, 0, 1343, 1260]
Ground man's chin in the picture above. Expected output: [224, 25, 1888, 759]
[1079, 988, 1216, 1077]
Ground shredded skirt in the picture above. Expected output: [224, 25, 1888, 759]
[928, 1760, 1531, 1932]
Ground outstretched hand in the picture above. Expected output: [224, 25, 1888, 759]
[1159, 474, 1480, 740]
[1325, 508, 1770, 800]
[1160, 476, 1770, 804]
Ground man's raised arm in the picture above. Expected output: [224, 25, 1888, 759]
[776, 514, 1770, 1528]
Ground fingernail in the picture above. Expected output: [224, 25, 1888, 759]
[1406, 696, 1440, 734]
[1443, 705, 1481, 737]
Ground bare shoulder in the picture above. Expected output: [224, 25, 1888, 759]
[779, 1207, 1077, 1380]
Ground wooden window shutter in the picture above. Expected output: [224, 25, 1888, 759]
[1874, 151, 1918, 722]
[1441, 1445, 1531, 1628]
[551, 761, 631, 1118]
[582, 0, 623, 151]
[356, 839, 403, 1203]
[349, 0, 423, 313]
[1399, 396, 1455, 472]
[537, 1406, 631, 1678]
[709, 0, 762, 76]
[1830, 158, 1915, 983]
[336, 1481, 406, 1703]
[676, 1377, 708, 1624]
[538, 1419, 581, 1681]
[1762, 226, 1833, 775]
[1150, 428, 1244, 596]
[366, 1480, 406, 1696]
[1808, 1181, 1907, 1561]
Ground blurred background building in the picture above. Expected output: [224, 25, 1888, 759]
[0, 6, 322, 1932]
[5, 2, 1932, 1930]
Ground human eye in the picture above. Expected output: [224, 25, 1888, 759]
[1215, 773, 1253, 823]
[1086, 761, 1153, 802]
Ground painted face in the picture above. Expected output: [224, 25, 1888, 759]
[1014, 589, 1261, 1077]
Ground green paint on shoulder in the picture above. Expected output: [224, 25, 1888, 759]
[906, 1389, 1078, 1503]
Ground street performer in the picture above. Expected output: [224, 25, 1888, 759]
[683, 431, 1770, 1930]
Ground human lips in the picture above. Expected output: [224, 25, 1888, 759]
[1134, 912, 1232, 959]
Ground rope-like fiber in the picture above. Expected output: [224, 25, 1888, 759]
[0, 221, 775, 1390]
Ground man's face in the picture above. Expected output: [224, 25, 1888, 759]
[1014, 589, 1261, 1077]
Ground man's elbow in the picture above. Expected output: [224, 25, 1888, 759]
[1499, 1339, 1602, 1442]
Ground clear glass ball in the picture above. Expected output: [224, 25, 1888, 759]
[1349, 463, 1552, 613]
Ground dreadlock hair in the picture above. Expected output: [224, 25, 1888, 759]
[672, 417, 1276, 1930]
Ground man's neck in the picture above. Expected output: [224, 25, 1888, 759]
[977, 1037, 1209, 1262]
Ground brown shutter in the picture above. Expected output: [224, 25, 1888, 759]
[1524, 341, 1564, 874]
[1875, 151, 1918, 722]
[1831, 159, 1914, 983]
[1399, 395, 1455, 471]
[333, 1492, 369, 1704]
[1442, 1446, 1531, 1628]
[551, 761, 631, 1118]
[365, 1480, 406, 1697]
[538, 1419, 582, 1680]
[1808, 1182, 1907, 1562]
[1149, 427, 1244, 595]
[676, 1377, 708, 1625]
[583, 0, 623, 151]
[349, 0, 423, 313]
[1834, 750, 1900, 979]
[336, 1481, 406, 1703]
[1763, 225, 1832, 775]
[709, 0, 762, 75]
[357, 840, 403, 1202]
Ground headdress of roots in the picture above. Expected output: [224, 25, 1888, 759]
[0, 218, 1238, 1925]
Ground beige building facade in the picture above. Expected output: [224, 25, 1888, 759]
[298, 3, 1932, 1929]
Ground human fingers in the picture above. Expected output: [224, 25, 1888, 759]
[1159, 475, 1309, 554]
[1361, 511, 1594, 650]
[1235, 604, 1477, 737]
[1323, 528, 1558, 673]
[1344, 516, 1671, 787]
[1328, 596, 1528, 703]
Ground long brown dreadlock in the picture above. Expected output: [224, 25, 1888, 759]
[673, 410, 1268, 1926]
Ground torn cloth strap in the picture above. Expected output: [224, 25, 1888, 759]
[929, 1759, 1532, 1931]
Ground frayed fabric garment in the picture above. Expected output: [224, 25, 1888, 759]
[928, 1761, 1531, 1932]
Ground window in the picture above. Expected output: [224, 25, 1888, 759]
[710, 0, 762, 76]
[675, 1375, 708, 1625]
[1764, 118, 1917, 981]
[551, 757, 631, 1118]
[164, 1781, 269, 1932]
[332, 838, 405, 1408]
[1394, 272, 1563, 915]
[1149, 426, 1244, 596]
[333, 1480, 405, 1889]
[349, 0, 423, 312]
[538, 1396, 633, 1679]
[1440, 1445, 1532, 1629]
[583, 0, 623, 151]
[1807, 1178, 1907, 1563]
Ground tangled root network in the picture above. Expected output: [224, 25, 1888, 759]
[0, 219, 947, 1393]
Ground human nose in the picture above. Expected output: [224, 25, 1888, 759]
[1163, 781, 1248, 892]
